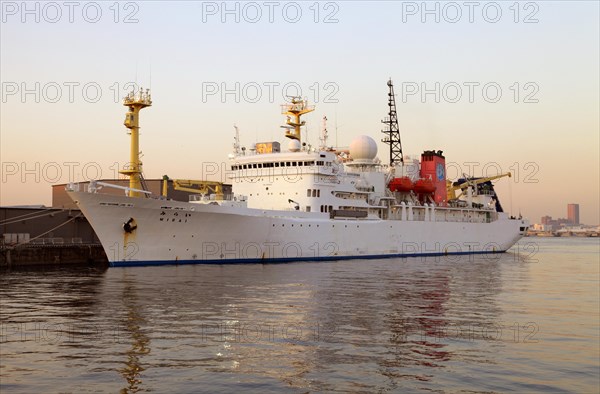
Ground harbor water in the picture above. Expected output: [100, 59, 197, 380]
[1, 237, 598, 393]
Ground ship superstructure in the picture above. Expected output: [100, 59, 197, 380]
[67, 81, 529, 267]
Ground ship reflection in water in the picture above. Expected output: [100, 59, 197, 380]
[1, 238, 599, 393]
[118, 277, 150, 393]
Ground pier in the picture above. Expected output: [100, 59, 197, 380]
[1, 243, 107, 267]
[0, 206, 107, 267]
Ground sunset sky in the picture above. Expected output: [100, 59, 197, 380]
[1, 1, 599, 224]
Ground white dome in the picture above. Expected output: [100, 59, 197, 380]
[288, 139, 301, 152]
[350, 135, 378, 161]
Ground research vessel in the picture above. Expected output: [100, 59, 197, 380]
[67, 80, 529, 267]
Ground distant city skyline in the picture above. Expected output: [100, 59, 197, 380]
[539, 203, 590, 227]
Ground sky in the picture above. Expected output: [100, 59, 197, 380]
[1, 1, 599, 224]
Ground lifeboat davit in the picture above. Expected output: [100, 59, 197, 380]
[414, 178, 436, 194]
[389, 177, 414, 192]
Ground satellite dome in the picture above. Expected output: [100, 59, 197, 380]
[288, 139, 301, 152]
[350, 135, 378, 162]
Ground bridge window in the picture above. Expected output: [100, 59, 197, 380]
[307, 189, 311, 197]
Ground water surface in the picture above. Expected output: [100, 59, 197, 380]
[1, 238, 598, 393]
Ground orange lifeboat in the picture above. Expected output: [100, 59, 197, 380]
[414, 178, 436, 194]
[389, 177, 414, 192]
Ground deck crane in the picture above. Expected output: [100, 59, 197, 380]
[162, 176, 224, 199]
[446, 172, 512, 201]
[446, 172, 512, 212]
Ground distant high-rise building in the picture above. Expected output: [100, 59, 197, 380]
[541, 215, 552, 225]
[567, 204, 579, 225]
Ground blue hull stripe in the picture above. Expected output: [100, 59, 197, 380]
[109, 250, 507, 267]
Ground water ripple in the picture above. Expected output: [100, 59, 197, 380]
[1, 238, 598, 393]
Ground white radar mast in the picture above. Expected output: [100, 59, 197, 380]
[233, 124, 241, 156]
[320, 115, 329, 151]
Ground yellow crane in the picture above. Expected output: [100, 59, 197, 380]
[162, 176, 224, 199]
[447, 172, 511, 201]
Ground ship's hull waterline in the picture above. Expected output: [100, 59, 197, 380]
[69, 191, 526, 267]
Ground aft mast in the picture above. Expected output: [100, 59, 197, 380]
[120, 88, 152, 197]
[381, 79, 404, 166]
[281, 97, 315, 144]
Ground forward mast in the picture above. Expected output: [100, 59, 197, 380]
[120, 88, 152, 198]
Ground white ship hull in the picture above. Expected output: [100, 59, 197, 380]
[69, 191, 527, 267]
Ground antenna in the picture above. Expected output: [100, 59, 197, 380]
[233, 124, 241, 155]
[381, 78, 404, 166]
[320, 115, 329, 150]
[334, 106, 338, 149]
[304, 124, 309, 148]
